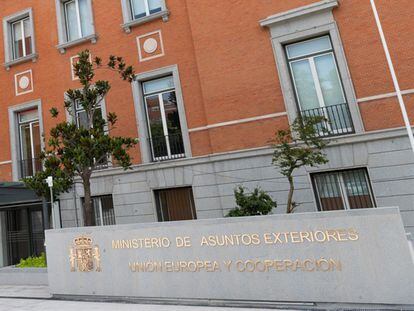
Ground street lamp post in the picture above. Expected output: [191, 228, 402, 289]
[46, 176, 54, 228]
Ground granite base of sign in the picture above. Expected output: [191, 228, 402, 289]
[0, 266, 48, 286]
[45, 207, 414, 308]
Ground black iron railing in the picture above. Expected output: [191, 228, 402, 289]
[94, 156, 109, 171]
[149, 133, 185, 162]
[301, 103, 354, 137]
[19, 158, 42, 178]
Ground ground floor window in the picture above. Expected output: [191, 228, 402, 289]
[82, 195, 115, 226]
[154, 187, 196, 222]
[311, 168, 375, 211]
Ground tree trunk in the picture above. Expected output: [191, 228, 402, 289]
[286, 175, 294, 214]
[83, 175, 94, 226]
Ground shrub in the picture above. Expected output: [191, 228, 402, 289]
[16, 252, 47, 268]
[226, 186, 276, 217]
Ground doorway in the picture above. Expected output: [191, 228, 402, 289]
[2, 205, 45, 266]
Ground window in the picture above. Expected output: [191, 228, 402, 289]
[11, 17, 32, 60]
[82, 195, 115, 226]
[73, 99, 103, 129]
[260, 1, 364, 135]
[143, 76, 185, 161]
[121, 0, 168, 32]
[155, 187, 196, 222]
[286, 36, 353, 136]
[312, 168, 375, 211]
[73, 99, 108, 169]
[3, 9, 37, 67]
[130, 0, 163, 19]
[55, 0, 96, 53]
[18, 109, 42, 178]
[63, 0, 93, 42]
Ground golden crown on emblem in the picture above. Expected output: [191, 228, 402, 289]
[73, 236, 92, 247]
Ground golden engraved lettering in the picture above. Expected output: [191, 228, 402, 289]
[325, 230, 338, 242]
[314, 231, 327, 242]
[303, 259, 315, 271]
[290, 231, 301, 243]
[223, 260, 232, 271]
[263, 233, 272, 244]
[348, 228, 359, 241]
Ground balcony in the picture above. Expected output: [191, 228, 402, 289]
[19, 158, 42, 179]
[300, 103, 354, 137]
[148, 133, 185, 162]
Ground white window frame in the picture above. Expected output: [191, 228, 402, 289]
[66, 95, 111, 170]
[11, 17, 31, 59]
[18, 111, 40, 178]
[143, 79, 185, 161]
[73, 98, 104, 129]
[64, 0, 83, 41]
[8, 100, 45, 181]
[259, 0, 364, 134]
[120, 0, 169, 33]
[287, 36, 351, 134]
[55, 0, 97, 54]
[3, 8, 37, 69]
[132, 65, 192, 163]
[312, 169, 376, 211]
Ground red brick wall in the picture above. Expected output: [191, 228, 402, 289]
[0, 0, 413, 181]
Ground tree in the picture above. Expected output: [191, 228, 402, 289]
[272, 116, 329, 214]
[24, 50, 138, 226]
[226, 186, 276, 217]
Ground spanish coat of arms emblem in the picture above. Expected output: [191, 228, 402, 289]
[69, 236, 102, 272]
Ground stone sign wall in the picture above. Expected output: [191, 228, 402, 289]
[46, 207, 414, 305]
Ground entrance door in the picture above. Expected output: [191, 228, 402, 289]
[4, 206, 45, 265]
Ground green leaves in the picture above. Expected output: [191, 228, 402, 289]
[226, 186, 276, 217]
[16, 252, 47, 268]
[271, 116, 329, 213]
[272, 116, 329, 177]
[49, 107, 59, 118]
[23, 50, 138, 209]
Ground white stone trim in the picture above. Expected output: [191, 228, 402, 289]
[14, 69, 34, 96]
[0, 160, 12, 165]
[120, 0, 168, 32]
[188, 112, 287, 133]
[70, 52, 92, 80]
[136, 30, 165, 62]
[260, 0, 338, 27]
[131, 65, 192, 163]
[86, 125, 414, 180]
[54, 0, 97, 53]
[8, 99, 45, 181]
[2, 8, 37, 70]
[357, 88, 414, 103]
[260, 0, 364, 134]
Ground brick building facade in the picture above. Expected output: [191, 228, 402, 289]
[0, 0, 414, 266]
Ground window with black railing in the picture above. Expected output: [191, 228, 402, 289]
[286, 36, 355, 137]
[301, 102, 354, 137]
[148, 133, 185, 161]
[143, 76, 186, 162]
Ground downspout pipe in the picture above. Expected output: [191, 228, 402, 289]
[370, 0, 414, 154]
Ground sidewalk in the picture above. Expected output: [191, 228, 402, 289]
[0, 286, 297, 311]
[0, 298, 291, 311]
